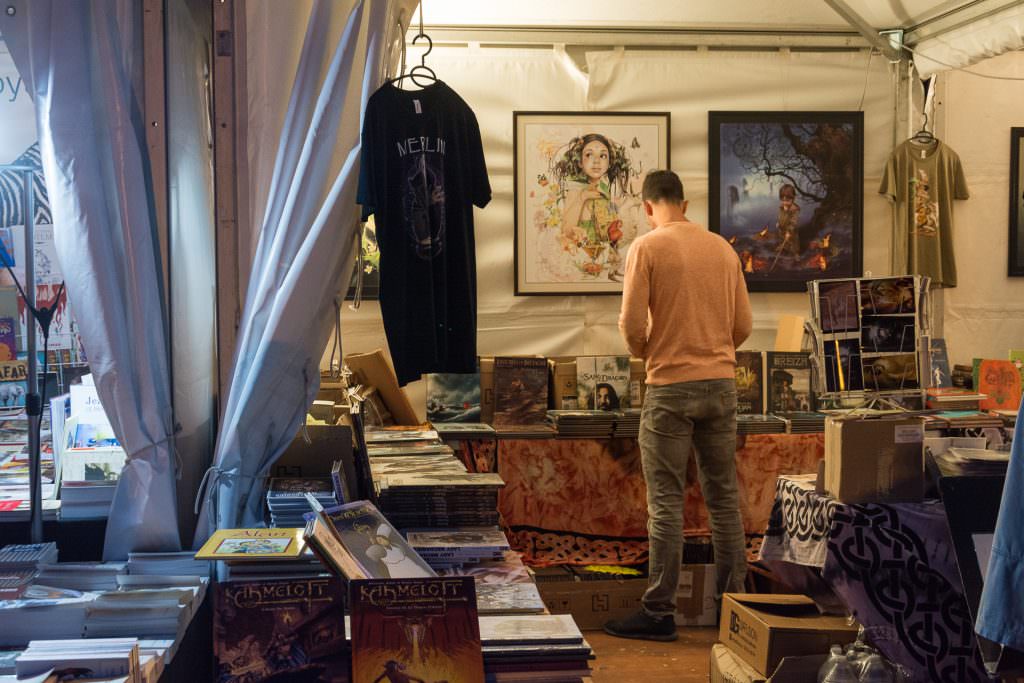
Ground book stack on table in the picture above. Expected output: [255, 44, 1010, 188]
[612, 409, 642, 438]
[736, 414, 787, 435]
[375, 472, 504, 529]
[406, 527, 510, 570]
[265, 477, 338, 527]
[481, 614, 595, 681]
[546, 410, 616, 439]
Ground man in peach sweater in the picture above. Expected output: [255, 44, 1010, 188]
[605, 170, 752, 642]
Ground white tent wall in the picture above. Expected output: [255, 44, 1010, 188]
[934, 50, 1024, 364]
[317, 45, 895, 418]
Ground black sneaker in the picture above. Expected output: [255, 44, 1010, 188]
[603, 611, 678, 642]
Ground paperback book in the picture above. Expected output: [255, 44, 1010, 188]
[766, 352, 814, 412]
[350, 577, 485, 683]
[307, 501, 434, 579]
[194, 528, 305, 562]
[974, 359, 1023, 411]
[931, 339, 952, 388]
[734, 351, 764, 414]
[214, 576, 348, 683]
[492, 357, 548, 426]
[576, 356, 629, 411]
[426, 373, 482, 423]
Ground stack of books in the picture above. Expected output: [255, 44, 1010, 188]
[35, 562, 124, 592]
[474, 582, 547, 615]
[406, 527, 511, 570]
[935, 447, 1010, 477]
[15, 637, 140, 680]
[195, 527, 325, 582]
[924, 411, 1004, 429]
[364, 428, 441, 446]
[477, 614, 594, 680]
[265, 477, 337, 527]
[83, 583, 203, 640]
[0, 584, 98, 647]
[125, 551, 211, 577]
[926, 387, 987, 411]
[546, 410, 616, 438]
[0, 543, 58, 599]
[612, 409, 642, 438]
[736, 414, 787, 435]
[493, 423, 557, 439]
[437, 550, 532, 585]
[370, 453, 467, 479]
[434, 422, 496, 440]
[775, 411, 827, 433]
[59, 480, 117, 520]
[375, 472, 504, 529]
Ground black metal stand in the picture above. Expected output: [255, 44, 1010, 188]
[0, 163, 63, 543]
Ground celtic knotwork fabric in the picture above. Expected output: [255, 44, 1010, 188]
[760, 475, 839, 567]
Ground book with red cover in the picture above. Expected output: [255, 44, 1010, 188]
[350, 576, 485, 683]
[975, 359, 1022, 411]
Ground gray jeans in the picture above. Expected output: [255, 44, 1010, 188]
[639, 378, 747, 618]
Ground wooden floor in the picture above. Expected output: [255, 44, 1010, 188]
[586, 626, 718, 682]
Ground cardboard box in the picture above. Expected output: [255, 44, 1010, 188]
[538, 576, 646, 631]
[536, 565, 713, 630]
[548, 357, 579, 410]
[710, 644, 827, 683]
[824, 415, 925, 504]
[719, 594, 858, 677]
[271, 423, 354, 482]
[344, 349, 418, 425]
[630, 357, 646, 407]
[774, 315, 805, 352]
[710, 643, 764, 683]
[676, 564, 717, 626]
[480, 357, 495, 424]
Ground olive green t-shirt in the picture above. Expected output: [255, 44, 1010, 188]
[880, 140, 969, 287]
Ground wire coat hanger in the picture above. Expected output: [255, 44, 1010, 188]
[911, 111, 936, 144]
[387, 3, 437, 89]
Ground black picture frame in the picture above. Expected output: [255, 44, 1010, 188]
[513, 111, 671, 296]
[1009, 128, 1024, 276]
[709, 111, 864, 292]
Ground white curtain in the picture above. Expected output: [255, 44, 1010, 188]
[0, 0, 180, 559]
[194, 0, 411, 543]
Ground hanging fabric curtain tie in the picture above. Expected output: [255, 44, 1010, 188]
[193, 465, 260, 517]
[349, 221, 366, 311]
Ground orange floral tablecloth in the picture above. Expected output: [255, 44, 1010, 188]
[460, 434, 824, 567]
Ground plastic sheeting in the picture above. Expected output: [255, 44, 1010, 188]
[194, 0, 411, 544]
[0, 1, 180, 559]
[913, 4, 1024, 80]
[322, 46, 896, 418]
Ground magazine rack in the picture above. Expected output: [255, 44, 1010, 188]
[807, 275, 931, 414]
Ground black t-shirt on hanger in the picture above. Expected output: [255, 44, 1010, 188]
[357, 80, 491, 386]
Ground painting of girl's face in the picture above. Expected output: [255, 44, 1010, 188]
[582, 139, 610, 181]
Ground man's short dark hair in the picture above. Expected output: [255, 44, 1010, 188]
[642, 170, 685, 203]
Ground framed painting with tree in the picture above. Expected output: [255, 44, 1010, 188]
[709, 111, 864, 292]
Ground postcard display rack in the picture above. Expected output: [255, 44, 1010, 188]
[807, 275, 932, 409]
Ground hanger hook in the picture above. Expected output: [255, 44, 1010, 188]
[922, 111, 929, 130]
[413, 33, 433, 66]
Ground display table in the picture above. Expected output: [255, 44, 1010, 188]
[760, 475, 987, 683]
[455, 433, 824, 567]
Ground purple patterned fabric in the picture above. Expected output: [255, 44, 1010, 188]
[762, 476, 987, 682]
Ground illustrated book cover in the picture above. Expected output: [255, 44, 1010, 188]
[734, 351, 765, 414]
[308, 501, 435, 580]
[350, 577, 485, 683]
[816, 279, 860, 332]
[930, 338, 952, 388]
[214, 576, 348, 683]
[974, 359, 1023, 412]
[0, 318, 15, 361]
[426, 373, 482, 423]
[576, 356, 629, 410]
[492, 357, 548, 426]
[194, 528, 305, 562]
[765, 352, 814, 412]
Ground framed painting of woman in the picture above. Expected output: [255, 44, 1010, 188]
[513, 111, 670, 295]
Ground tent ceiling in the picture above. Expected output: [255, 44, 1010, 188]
[414, 0, 1000, 35]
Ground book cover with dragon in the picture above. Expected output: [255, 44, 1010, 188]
[213, 576, 348, 682]
[350, 577, 484, 683]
